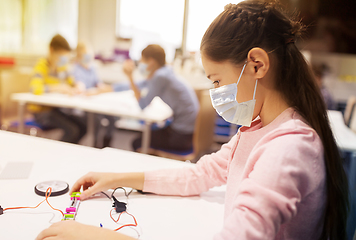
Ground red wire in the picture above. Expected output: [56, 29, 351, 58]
[110, 208, 138, 231]
[4, 189, 137, 231]
[3, 187, 64, 217]
[110, 208, 124, 223]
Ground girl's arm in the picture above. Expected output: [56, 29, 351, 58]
[72, 134, 237, 200]
[142, 134, 238, 196]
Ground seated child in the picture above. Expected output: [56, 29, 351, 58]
[72, 42, 115, 148]
[123, 44, 199, 152]
[29, 34, 86, 144]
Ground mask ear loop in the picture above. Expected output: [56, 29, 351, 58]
[236, 63, 247, 86]
[252, 79, 258, 100]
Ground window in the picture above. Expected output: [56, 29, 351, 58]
[0, 0, 78, 54]
[0, 0, 22, 53]
[23, 0, 78, 54]
[117, 0, 244, 59]
[186, 0, 243, 52]
[117, 0, 185, 62]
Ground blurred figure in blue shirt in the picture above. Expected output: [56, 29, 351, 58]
[72, 42, 115, 148]
[122, 44, 199, 152]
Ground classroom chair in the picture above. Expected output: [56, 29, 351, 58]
[0, 69, 60, 138]
[344, 96, 356, 127]
[0, 69, 33, 129]
[147, 89, 216, 162]
[214, 114, 240, 143]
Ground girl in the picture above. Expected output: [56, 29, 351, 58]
[36, 1, 348, 239]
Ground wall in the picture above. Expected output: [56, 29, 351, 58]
[78, 0, 117, 55]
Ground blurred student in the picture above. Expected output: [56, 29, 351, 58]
[72, 42, 112, 95]
[312, 63, 336, 110]
[72, 42, 115, 148]
[29, 34, 86, 144]
[122, 44, 199, 152]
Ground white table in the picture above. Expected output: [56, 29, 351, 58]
[11, 91, 173, 153]
[0, 130, 224, 240]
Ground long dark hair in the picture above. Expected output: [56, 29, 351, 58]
[200, 1, 349, 239]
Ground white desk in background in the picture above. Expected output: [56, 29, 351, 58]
[327, 110, 356, 152]
[0, 130, 225, 240]
[11, 91, 173, 153]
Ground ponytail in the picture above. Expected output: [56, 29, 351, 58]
[282, 42, 349, 240]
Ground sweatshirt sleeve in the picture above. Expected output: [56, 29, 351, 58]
[214, 129, 325, 240]
[30, 75, 46, 95]
[143, 134, 239, 196]
[30, 60, 47, 95]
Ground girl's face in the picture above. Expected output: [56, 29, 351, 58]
[201, 53, 258, 104]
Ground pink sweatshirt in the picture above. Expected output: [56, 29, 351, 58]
[143, 108, 326, 240]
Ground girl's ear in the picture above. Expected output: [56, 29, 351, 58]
[247, 48, 270, 79]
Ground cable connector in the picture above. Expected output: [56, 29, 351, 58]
[112, 196, 126, 213]
[0, 206, 3, 215]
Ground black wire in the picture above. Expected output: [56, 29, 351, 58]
[127, 188, 133, 196]
[111, 187, 133, 199]
[100, 191, 111, 200]
[101, 187, 133, 201]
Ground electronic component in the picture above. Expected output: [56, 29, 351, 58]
[62, 192, 81, 221]
[2, 187, 138, 234]
[35, 181, 69, 197]
[112, 196, 127, 213]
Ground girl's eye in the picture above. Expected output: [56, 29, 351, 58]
[212, 80, 220, 87]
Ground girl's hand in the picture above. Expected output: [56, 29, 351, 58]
[36, 221, 133, 240]
[70, 172, 121, 200]
[70, 172, 144, 200]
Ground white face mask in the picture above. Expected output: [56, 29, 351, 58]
[138, 63, 149, 77]
[81, 53, 91, 65]
[209, 63, 258, 127]
[57, 55, 69, 68]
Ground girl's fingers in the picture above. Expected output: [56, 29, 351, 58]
[70, 173, 95, 194]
